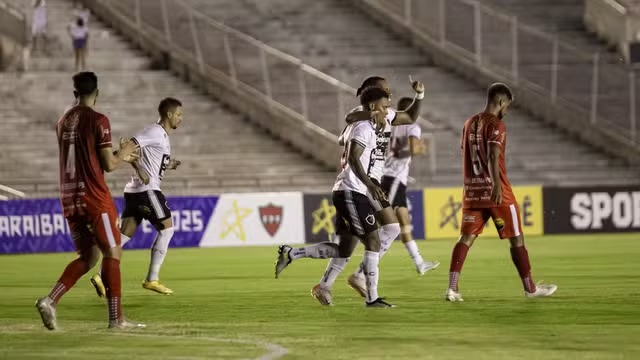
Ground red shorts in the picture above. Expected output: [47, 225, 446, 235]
[66, 207, 121, 253]
[461, 203, 523, 239]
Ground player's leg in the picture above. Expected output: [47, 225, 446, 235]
[312, 231, 358, 305]
[93, 208, 144, 329]
[359, 228, 394, 308]
[495, 205, 558, 298]
[396, 207, 440, 275]
[140, 191, 175, 294]
[90, 193, 141, 298]
[36, 217, 101, 330]
[445, 208, 487, 302]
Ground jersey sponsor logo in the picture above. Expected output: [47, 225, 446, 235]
[259, 203, 283, 237]
[570, 191, 640, 230]
[159, 154, 170, 179]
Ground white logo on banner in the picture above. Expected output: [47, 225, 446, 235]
[200, 192, 304, 247]
[570, 192, 640, 230]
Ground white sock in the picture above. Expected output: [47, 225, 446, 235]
[404, 240, 424, 266]
[289, 242, 339, 260]
[319, 257, 349, 290]
[121, 234, 132, 247]
[362, 250, 380, 302]
[355, 223, 400, 276]
[146, 227, 174, 282]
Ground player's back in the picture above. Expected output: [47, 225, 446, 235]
[57, 105, 114, 217]
[333, 120, 377, 194]
[461, 112, 514, 208]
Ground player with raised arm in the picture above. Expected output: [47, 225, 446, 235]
[275, 87, 395, 308]
[445, 83, 557, 302]
[35, 72, 143, 330]
[90, 98, 183, 297]
[310, 77, 426, 305]
[381, 97, 439, 274]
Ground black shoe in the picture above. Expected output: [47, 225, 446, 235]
[365, 297, 396, 308]
[274, 245, 292, 279]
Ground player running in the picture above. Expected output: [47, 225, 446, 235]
[275, 87, 395, 308]
[311, 77, 430, 305]
[91, 98, 183, 296]
[380, 97, 439, 274]
[445, 83, 557, 302]
[35, 72, 143, 330]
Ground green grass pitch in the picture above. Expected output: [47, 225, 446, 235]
[0, 234, 638, 359]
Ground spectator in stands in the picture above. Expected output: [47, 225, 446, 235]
[68, 16, 89, 71]
[31, 0, 47, 54]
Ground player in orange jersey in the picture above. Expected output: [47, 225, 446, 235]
[445, 83, 557, 302]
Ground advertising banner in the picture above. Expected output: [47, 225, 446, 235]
[302, 189, 426, 243]
[544, 186, 640, 234]
[200, 192, 304, 247]
[0, 196, 218, 254]
[424, 186, 543, 239]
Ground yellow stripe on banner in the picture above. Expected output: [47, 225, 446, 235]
[423, 186, 543, 239]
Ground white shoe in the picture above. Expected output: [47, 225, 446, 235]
[525, 282, 558, 298]
[347, 273, 367, 298]
[108, 318, 146, 330]
[35, 297, 57, 330]
[417, 260, 440, 275]
[311, 284, 333, 306]
[445, 288, 464, 302]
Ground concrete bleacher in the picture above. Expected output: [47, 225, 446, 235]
[183, 0, 640, 186]
[0, 0, 336, 198]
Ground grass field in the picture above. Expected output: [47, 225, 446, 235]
[0, 234, 639, 359]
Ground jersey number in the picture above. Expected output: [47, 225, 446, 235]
[471, 143, 483, 176]
[65, 144, 76, 179]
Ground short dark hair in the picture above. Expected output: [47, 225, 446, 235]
[397, 97, 414, 111]
[359, 86, 389, 107]
[158, 97, 182, 118]
[487, 83, 513, 103]
[356, 76, 385, 96]
[72, 71, 98, 97]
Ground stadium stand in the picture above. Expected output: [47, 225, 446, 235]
[180, 0, 640, 186]
[0, 0, 337, 198]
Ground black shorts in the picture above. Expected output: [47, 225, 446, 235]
[381, 175, 408, 208]
[122, 190, 171, 227]
[333, 190, 378, 236]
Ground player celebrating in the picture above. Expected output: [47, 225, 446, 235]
[445, 83, 557, 302]
[311, 77, 426, 305]
[381, 97, 439, 274]
[35, 72, 143, 330]
[91, 97, 183, 296]
[275, 87, 395, 308]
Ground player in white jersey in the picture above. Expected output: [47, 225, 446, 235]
[275, 87, 395, 308]
[310, 77, 428, 305]
[91, 97, 183, 296]
[381, 97, 440, 274]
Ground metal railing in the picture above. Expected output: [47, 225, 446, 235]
[370, 0, 639, 146]
[99, 0, 437, 176]
[0, 184, 26, 201]
[0, 0, 27, 46]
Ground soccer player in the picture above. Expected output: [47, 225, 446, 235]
[275, 86, 395, 308]
[90, 97, 183, 296]
[381, 97, 439, 274]
[445, 83, 557, 302]
[35, 71, 143, 330]
[311, 77, 426, 305]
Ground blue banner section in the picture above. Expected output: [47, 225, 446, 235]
[0, 196, 218, 254]
[406, 190, 425, 240]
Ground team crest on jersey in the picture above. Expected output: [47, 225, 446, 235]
[259, 204, 283, 237]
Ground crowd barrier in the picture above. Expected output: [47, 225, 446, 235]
[1, 186, 638, 254]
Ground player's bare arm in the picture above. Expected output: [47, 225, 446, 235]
[168, 159, 181, 170]
[391, 81, 425, 126]
[132, 161, 150, 185]
[99, 139, 139, 173]
[488, 143, 502, 205]
[409, 136, 427, 156]
[348, 139, 385, 201]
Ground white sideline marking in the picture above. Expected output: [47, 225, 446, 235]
[0, 324, 289, 360]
